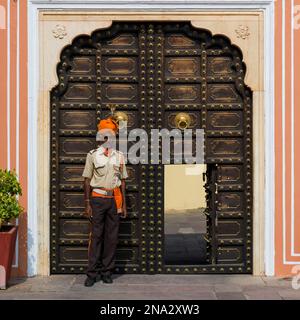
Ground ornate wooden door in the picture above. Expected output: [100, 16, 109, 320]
[50, 22, 252, 274]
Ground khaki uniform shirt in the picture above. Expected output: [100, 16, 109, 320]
[82, 146, 128, 189]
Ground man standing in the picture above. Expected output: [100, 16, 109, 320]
[82, 117, 128, 287]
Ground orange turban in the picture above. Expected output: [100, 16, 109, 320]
[97, 117, 118, 133]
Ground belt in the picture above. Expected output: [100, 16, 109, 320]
[92, 188, 114, 197]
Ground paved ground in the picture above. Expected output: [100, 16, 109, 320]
[165, 234, 206, 264]
[165, 209, 207, 264]
[1, 275, 300, 300]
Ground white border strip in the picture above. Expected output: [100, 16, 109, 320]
[30, 0, 275, 9]
[291, 0, 299, 257]
[27, 0, 39, 277]
[12, 0, 20, 269]
[16, 0, 20, 182]
[282, 0, 300, 264]
[291, 0, 295, 256]
[27, 0, 275, 276]
[282, 0, 287, 264]
[6, 0, 10, 170]
[264, 0, 275, 276]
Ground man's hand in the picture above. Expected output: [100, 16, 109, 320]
[120, 205, 127, 219]
[120, 180, 127, 219]
[85, 200, 92, 218]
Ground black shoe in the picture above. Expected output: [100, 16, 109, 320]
[102, 274, 113, 284]
[84, 276, 96, 287]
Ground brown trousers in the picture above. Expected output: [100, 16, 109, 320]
[87, 196, 120, 278]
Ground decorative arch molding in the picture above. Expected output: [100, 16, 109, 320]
[52, 21, 251, 99]
[28, 4, 273, 276]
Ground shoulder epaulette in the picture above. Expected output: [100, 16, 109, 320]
[115, 150, 124, 156]
[88, 149, 97, 155]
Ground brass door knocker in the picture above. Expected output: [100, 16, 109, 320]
[175, 112, 191, 130]
[108, 104, 128, 129]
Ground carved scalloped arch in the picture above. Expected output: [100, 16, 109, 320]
[51, 21, 252, 103]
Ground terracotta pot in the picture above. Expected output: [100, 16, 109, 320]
[0, 226, 18, 289]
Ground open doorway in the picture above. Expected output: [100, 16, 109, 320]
[164, 164, 207, 265]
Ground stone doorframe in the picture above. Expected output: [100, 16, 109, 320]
[27, 0, 275, 276]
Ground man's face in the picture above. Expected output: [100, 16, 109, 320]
[98, 128, 116, 149]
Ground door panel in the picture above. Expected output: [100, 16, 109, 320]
[50, 22, 252, 274]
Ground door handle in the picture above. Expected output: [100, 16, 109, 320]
[203, 235, 211, 244]
[215, 183, 219, 194]
[175, 112, 191, 130]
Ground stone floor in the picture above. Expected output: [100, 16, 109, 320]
[1, 275, 300, 300]
[165, 234, 207, 264]
[165, 208, 207, 264]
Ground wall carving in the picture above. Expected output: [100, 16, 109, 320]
[235, 25, 250, 40]
[52, 24, 67, 39]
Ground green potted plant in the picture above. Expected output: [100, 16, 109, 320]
[0, 169, 23, 289]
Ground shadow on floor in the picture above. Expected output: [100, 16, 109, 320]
[164, 233, 207, 265]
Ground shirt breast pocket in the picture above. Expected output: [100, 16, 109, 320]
[113, 164, 120, 172]
[95, 165, 106, 176]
